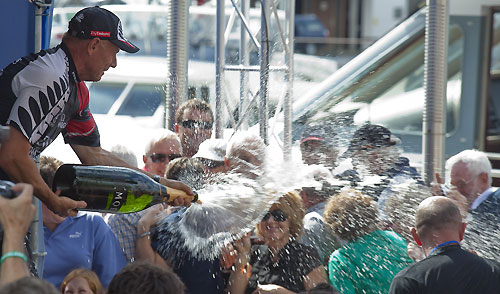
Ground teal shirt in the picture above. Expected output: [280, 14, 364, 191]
[328, 230, 413, 294]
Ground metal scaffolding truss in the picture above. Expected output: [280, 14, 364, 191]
[215, 0, 295, 160]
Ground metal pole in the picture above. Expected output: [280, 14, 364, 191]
[35, 6, 43, 52]
[422, 0, 448, 184]
[32, 1, 53, 277]
[259, 0, 270, 144]
[165, 0, 189, 131]
[239, 0, 250, 130]
[215, 0, 225, 138]
[283, 0, 295, 161]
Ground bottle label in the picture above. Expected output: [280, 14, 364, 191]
[107, 187, 127, 212]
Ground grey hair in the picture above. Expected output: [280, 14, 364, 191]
[110, 144, 138, 168]
[446, 149, 492, 185]
[226, 131, 266, 159]
[145, 130, 182, 155]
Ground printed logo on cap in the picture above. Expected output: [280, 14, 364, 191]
[75, 13, 84, 22]
[90, 31, 111, 37]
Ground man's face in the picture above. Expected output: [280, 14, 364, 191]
[450, 161, 483, 205]
[175, 108, 213, 157]
[87, 39, 119, 81]
[300, 140, 337, 167]
[143, 138, 181, 176]
[351, 145, 396, 175]
[228, 148, 263, 179]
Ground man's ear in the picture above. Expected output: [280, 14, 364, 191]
[411, 227, 422, 246]
[458, 222, 467, 241]
[143, 155, 147, 164]
[174, 123, 179, 133]
[87, 38, 100, 55]
[478, 172, 489, 187]
[224, 157, 230, 167]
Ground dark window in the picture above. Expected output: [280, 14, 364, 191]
[88, 82, 126, 114]
[116, 84, 163, 117]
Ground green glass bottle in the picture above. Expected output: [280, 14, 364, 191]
[52, 164, 198, 214]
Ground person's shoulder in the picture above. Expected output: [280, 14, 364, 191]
[328, 246, 346, 264]
[390, 268, 421, 294]
[483, 257, 500, 272]
[489, 187, 500, 200]
[379, 230, 406, 243]
[10, 46, 69, 88]
[80, 212, 107, 226]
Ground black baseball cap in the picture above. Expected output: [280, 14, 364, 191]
[68, 6, 139, 53]
[345, 124, 397, 155]
[300, 124, 337, 146]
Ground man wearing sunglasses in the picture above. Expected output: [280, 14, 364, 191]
[174, 99, 214, 158]
[108, 131, 182, 262]
[143, 131, 182, 177]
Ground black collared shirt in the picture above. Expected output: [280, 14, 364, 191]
[247, 239, 321, 294]
[390, 243, 500, 294]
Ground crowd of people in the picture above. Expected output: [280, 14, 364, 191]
[1, 5, 500, 294]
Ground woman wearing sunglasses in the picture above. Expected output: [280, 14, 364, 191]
[228, 191, 327, 294]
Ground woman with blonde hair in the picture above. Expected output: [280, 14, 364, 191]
[228, 191, 326, 294]
[324, 189, 412, 294]
[60, 269, 103, 294]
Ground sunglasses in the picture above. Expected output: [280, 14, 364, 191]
[149, 153, 182, 163]
[181, 120, 213, 130]
[262, 209, 288, 222]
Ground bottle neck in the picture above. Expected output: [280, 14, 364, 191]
[159, 184, 169, 202]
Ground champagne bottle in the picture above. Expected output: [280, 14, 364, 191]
[52, 164, 198, 214]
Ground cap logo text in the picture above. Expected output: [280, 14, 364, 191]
[90, 31, 111, 37]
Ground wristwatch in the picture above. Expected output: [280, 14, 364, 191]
[153, 175, 161, 183]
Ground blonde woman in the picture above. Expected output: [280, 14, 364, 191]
[228, 191, 326, 294]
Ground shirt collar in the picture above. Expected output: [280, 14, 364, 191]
[471, 187, 495, 210]
[60, 42, 80, 83]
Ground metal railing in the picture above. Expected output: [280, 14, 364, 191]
[215, 0, 295, 159]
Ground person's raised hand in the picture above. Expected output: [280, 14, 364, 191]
[161, 178, 194, 196]
[431, 172, 445, 196]
[445, 186, 469, 218]
[220, 242, 237, 270]
[138, 204, 171, 230]
[160, 178, 194, 207]
[0, 183, 35, 238]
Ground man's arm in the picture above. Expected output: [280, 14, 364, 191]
[0, 127, 86, 216]
[70, 144, 194, 197]
[0, 183, 35, 285]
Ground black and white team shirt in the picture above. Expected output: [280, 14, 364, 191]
[0, 43, 100, 161]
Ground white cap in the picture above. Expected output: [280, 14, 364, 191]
[193, 139, 227, 162]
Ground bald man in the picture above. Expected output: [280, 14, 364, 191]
[389, 196, 500, 294]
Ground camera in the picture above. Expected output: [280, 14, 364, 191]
[0, 180, 17, 199]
